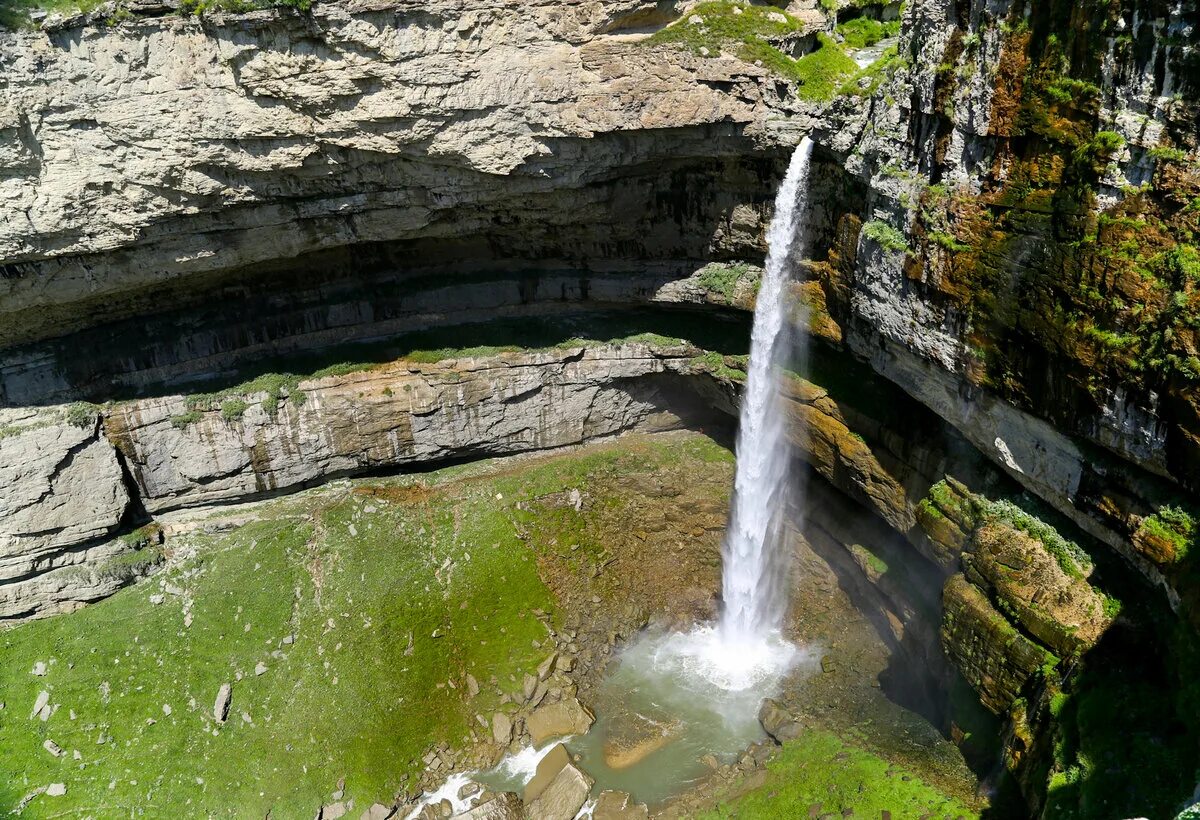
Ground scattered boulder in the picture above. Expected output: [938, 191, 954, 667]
[491, 712, 513, 745]
[46, 783, 67, 797]
[321, 802, 348, 819]
[43, 739, 63, 757]
[359, 804, 394, 820]
[255, 662, 268, 676]
[602, 709, 679, 770]
[758, 698, 802, 743]
[465, 674, 480, 699]
[31, 661, 47, 676]
[526, 761, 593, 820]
[213, 683, 232, 723]
[537, 653, 558, 680]
[30, 690, 49, 720]
[526, 698, 594, 745]
[593, 790, 649, 820]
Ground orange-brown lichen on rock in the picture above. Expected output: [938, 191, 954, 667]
[964, 521, 1112, 656]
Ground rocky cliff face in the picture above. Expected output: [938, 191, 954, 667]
[809, 0, 1200, 602]
[0, 342, 731, 619]
[0, 0, 790, 350]
[3, 0, 1200, 814]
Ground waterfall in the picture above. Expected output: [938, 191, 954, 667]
[719, 137, 814, 643]
[616, 138, 815, 704]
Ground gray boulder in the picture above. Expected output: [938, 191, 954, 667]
[757, 698, 802, 743]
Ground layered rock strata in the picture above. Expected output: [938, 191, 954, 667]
[0, 342, 730, 619]
[0, 0, 790, 350]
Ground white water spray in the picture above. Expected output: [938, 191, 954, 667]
[719, 136, 814, 644]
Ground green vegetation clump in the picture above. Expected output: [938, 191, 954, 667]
[979, 497, 1092, 578]
[64, 401, 100, 429]
[929, 230, 971, 253]
[187, 371, 315, 418]
[220, 398, 249, 422]
[861, 219, 909, 253]
[1148, 145, 1190, 163]
[1044, 77, 1101, 105]
[690, 350, 748, 381]
[836, 16, 899, 49]
[783, 33, 860, 101]
[700, 729, 977, 818]
[1137, 504, 1196, 561]
[647, 4, 857, 101]
[697, 262, 754, 299]
[170, 410, 203, 429]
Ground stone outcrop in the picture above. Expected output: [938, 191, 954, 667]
[920, 478, 1113, 713]
[941, 573, 1050, 714]
[0, 407, 138, 618]
[106, 344, 709, 513]
[1, 342, 734, 620]
[525, 696, 595, 746]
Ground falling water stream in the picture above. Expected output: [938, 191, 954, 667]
[558, 138, 819, 803]
[720, 135, 814, 644]
[420, 139, 819, 811]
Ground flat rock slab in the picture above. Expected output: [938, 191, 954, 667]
[526, 697, 594, 746]
[456, 792, 522, 819]
[593, 790, 649, 820]
[602, 707, 679, 770]
[526, 762, 593, 820]
[523, 743, 571, 804]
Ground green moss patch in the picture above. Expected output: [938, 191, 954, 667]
[862, 219, 909, 253]
[0, 433, 738, 815]
[836, 16, 899, 49]
[1136, 504, 1197, 563]
[700, 729, 978, 818]
[647, 3, 858, 101]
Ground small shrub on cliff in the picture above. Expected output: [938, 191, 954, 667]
[861, 219, 908, 253]
[220, 398, 249, 422]
[64, 401, 99, 429]
[170, 410, 202, 429]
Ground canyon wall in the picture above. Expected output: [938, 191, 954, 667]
[2, 0, 1199, 813]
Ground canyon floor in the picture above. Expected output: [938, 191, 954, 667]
[1, 431, 983, 818]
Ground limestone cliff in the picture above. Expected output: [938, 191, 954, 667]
[0, 342, 729, 618]
[2, 0, 1200, 813]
